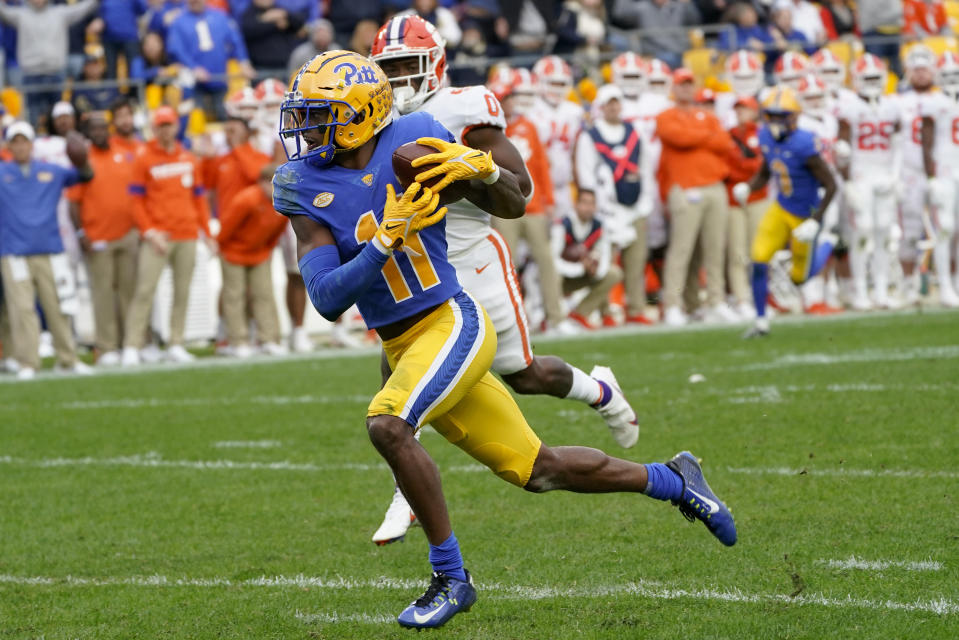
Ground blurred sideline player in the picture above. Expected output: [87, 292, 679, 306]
[530, 55, 584, 218]
[735, 86, 838, 338]
[773, 52, 811, 91]
[897, 45, 940, 306]
[275, 49, 737, 630]
[837, 54, 902, 310]
[369, 16, 638, 545]
[795, 73, 843, 314]
[716, 50, 764, 129]
[923, 52, 959, 305]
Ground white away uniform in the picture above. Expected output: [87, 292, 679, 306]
[418, 85, 533, 374]
[837, 93, 903, 306]
[631, 92, 672, 249]
[898, 90, 935, 262]
[530, 97, 584, 217]
[922, 91, 959, 300]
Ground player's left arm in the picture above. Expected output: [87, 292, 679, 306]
[921, 115, 936, 178]
[414, 127, 531, 219]
[805, 154, 837, 223]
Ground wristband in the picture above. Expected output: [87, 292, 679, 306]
[481, 164, 501, 185]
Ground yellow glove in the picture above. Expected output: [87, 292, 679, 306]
[412, 136, 500, 192]
[374, 182, 448, 251]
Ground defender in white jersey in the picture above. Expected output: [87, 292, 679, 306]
[530, 55, 585, 215]
[608, 52, 646, 122]
[630, 59, 673, 252]
[922, 51, 959, 306]
[897, 46, 940, 305]
[715, 50, 764, 130]
[837, 54, 903, 309]
[369, 15, 638, 544]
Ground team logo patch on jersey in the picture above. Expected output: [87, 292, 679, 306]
[313, 192, 335, 208]
[37, 171, 53, 183]
[362, 173, 374, 186]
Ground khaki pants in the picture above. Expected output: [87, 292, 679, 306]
[0, 254, 77, 369]
[124, 240, 196, 349]
[493, 215, 564, 328]
[85, 229, 139, 353]
[620, 217, 648, 316]
[663, 183, 729, 310]
[563, 264, 623, 317]
[727, 199, 768, 305]
[220, 257, 280, 346]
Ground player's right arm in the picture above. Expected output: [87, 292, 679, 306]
[836, 118, 852, 181]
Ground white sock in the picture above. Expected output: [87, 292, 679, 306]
[872, 241, 890, 300]
[565, 365, 603, 405]
[850, 241, 870, 299]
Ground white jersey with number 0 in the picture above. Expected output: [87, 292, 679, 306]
[418, 85, 507, 256]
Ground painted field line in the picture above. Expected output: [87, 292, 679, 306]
[57, 394, 369, 410]
[726, 345, 959, 372]
[0, 573, 955, 616]
[725, 466, 959, 480]
[821, 557, 943, 572]
[295, 611, 395, 624]
[213, 440, 282, 449]
[2, 453, 956, 481]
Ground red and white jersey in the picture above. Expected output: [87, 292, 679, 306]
[897, 90, 935, 174]
[418, 84, 508, 255]
[922, 91, 959, 177]
[836, 94, 901, 179]
[798, 112, 839, 167]
[529, 96, 584, 193]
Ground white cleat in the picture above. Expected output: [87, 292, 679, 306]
[330, 323, 365, 349]
[55, 361, 94, 376]
[290, 327, 314, 353]
[260, 342, 288, 356]
[97, 350, 121, 367]
[850, 295, 873, 312]
[663, 306, 687, 327]
[703, 303, 741, 324]
[140, 344, 165, 364]
[3, 357, 21, 373]
[166, 345, 195, 363]
[121, 346, 141, 367]
[940, 287, 959, 308]
[232, 344, 254, 359]
[589, 365, 639, 448]
[372, 488, 418, 545]
[16, 367, 35, 381]
[735, 302, 756, 321]
[552, 319, 582, 336]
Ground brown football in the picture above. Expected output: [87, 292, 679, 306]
[562, 244, 588, 262]
[392, 141, 468, 205]
[65, 131, 89, 167]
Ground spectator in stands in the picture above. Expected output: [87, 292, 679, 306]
[72, 46, 120, 116]
[231, 0, 320, 23]
[241, 0, 308, 74]
[820, 0, 857, 38]
[131, 31, 176, 89]
[717, 2, 768, 52]
[460, 0, 510, 58]
[859, 0, 904, 75]
[0, 121, 93, 379]
[763, 1, 816, 71]
[555, 0, 607, 62]
[575, 84, 654, 325]
[326, 0, 383, 50]
[166, 0, 254, 121]
[287, 19, 339, 79]
[0, 0, 98, 124]
[67, 113, 138, 366]
[904, 0, 952, 38]
[89, 0, 148, 79]
[122, 106, 213, 366]
[504, 0, 557, 53]
[396, 0, 463, 49]
[724, 95, 766, 318]
[656, 68, 736, 326]
[783, 0, 827, 46]
[612, 0, 702, 69]
[217, 164, 288, 357]
[147, 0, 186, 40]
[350, 19, 381, 56]
[552, 190, 623, 329]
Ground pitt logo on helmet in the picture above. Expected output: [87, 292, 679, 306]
[279, 50, 394, 166]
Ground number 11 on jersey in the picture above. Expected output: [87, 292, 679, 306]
[354, 211, 441, 303]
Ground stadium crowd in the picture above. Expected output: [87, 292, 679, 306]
[1, 0, 958, 378]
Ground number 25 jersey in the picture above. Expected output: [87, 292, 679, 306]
[272, 111, 461, 329]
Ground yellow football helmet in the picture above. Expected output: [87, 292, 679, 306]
[280, 50, 393, 165]
[761, 84, 800, 140]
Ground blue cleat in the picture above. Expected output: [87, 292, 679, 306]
[397, 570, 477, 629]
[665, 451, 737, 546]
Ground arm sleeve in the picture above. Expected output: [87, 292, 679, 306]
[63, 0, 98, 25]
[217, 190, 248, 245]
[0, 6, 21, 27]
[130, 156, 153, 233]
[299, 242, 390, 321]
[193, 165, 211, 236]
[529, 128, 554, 207]
[272, 164, 310, 217]
[235, 145, 269, 183]
[574, 130, 598, 191]
[227, 17, 250, 61]
[165, 20, 192, 67]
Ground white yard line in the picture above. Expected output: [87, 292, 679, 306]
[820, 557, 943, 572]
[57, 394, 369, 410]
[725, 345, 959, 372]
[0, 573, 954, 616]
[212, 440, 282, 449]
[2, 453, 955, 481]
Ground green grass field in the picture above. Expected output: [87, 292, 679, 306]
[2, 310, 958, 639]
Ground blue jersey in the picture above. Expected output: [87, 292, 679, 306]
[0, 161, 79, 256]
[759, 127, 822, 218]
[273, 111, 461, 329]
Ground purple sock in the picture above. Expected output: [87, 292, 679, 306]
[593, 380, 613, 407]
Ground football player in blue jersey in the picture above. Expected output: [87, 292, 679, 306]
[733, 86, 838, 338]
[274, 51, 737, 630]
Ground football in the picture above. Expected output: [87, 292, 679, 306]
[561, 244, 588, 262]
[392, 141, 468, 205]
[65, 131, 89, 167]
